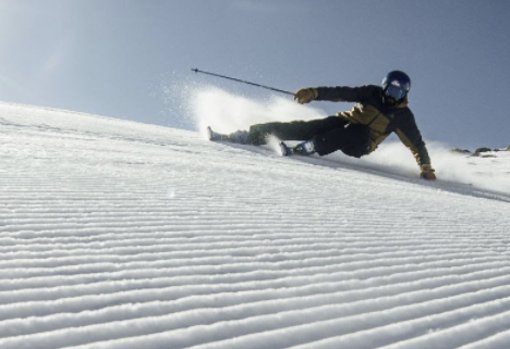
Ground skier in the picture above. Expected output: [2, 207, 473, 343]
[214, 71, 436, 180]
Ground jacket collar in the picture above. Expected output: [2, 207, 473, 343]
[397, 95, 409, 108]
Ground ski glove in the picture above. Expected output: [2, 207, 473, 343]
[420, 164, 436, 180]
[294, 88, 318, 104]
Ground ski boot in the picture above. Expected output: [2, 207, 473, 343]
[279, 139, 316, 157]
[292, 139, 316, 155]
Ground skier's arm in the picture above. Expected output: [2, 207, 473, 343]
[395, 113, 436, 179]
[315, 85, 374, 102]
[294, 85, 375, 104]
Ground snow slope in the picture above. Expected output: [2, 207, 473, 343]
[1, 101, 510, 349]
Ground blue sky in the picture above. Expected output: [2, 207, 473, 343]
[1, 0, 509, 149]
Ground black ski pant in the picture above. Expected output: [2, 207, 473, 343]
[247, 116, 370, 158]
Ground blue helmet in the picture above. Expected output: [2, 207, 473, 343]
[382, 70, 411, 102]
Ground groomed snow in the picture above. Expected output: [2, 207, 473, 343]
[1, 100, 510, 349]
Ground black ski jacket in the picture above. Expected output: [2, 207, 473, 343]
[314, 85, 431, 167]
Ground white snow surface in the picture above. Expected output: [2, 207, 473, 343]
[1, 100, 510, 349]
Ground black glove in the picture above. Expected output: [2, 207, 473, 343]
[420, 164, 436, 180]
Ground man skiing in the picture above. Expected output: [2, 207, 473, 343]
[212, 71, 436, 180]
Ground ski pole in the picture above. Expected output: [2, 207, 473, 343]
[191, 68, 294, 96]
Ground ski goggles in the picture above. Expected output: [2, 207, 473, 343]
[384, 84, 408, 101]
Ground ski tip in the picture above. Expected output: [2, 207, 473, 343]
[206, 126, 214, 141]
[279, 141, 291, 157]
[206, 127, 230, 142]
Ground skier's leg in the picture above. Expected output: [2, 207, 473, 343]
[313, 124, 370, 157]
[248, 116, 347, 145]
